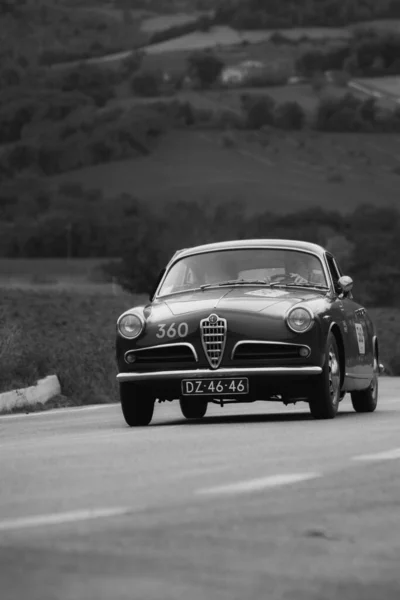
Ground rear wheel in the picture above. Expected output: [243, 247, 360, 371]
[351, 352, 379, 413]
[179, 397, 208, 419]
[120, 383, 155, 427]
[309, 332, 341, 420]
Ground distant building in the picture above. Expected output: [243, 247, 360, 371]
[221, 67, 245, 84]
[220, 60, 266, 85]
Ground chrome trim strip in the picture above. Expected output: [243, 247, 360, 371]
[124, 342, 198, 363]
[231, 340, 311, 360]
[117, 366, 322, 382]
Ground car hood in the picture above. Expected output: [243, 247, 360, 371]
[154, 286, 323, 318]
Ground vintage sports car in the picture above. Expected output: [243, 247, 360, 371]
[116, 239, 383, 426]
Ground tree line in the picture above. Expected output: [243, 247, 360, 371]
[1, 181, 399, 307]
[213, 0, 400, 30]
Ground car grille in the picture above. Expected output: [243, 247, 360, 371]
[232, 342, 308, 361]
[200, 314, 227, 369]
[125, 343, 197, 365]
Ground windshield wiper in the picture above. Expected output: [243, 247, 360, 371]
[200, 278, 270, 290]
[269, 282, 329, 290]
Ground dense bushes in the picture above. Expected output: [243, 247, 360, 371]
[239, 92, 400, 133]
[0, 89, 95, 145]
[131, 70, 163, 97]
[5, 0, 148, 67]
[45, 64, 117, 107]
[0, 105, 167, 179]
[314, 94, 400, 132]
[241, 95, 305, 130]
[0, 63, 121, 145]
[188, 51, 225, 89]
[274, 101, 306, 130]
[296, 46, 351, 77]
[296, 32, 400, 77]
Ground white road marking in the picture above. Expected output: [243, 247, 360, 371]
[0, 507, 131, 532]
[352, 448, 400, 462]
[195, 472, 320, 496]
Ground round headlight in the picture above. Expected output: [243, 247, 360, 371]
[286, 307, 314, 333]
[117, 313, 144, 339]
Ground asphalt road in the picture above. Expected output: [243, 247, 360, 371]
[1, 379, 400, 600]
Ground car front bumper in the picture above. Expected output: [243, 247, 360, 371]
[117, 366, 322, 382]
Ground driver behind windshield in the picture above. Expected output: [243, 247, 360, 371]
[281, 252, 313, 284]
[284, 252, 322, 285]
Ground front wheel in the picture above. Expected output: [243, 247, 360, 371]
[309, 333, 341, 420]
[120, 383, 155, 427]
[351, 353, 379, 413]
[179, 397, 208, 419]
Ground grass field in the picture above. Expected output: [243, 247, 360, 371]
[0, 289, 139, 400]
[144, 25, 351, 55]
[0, 258, 118, 293]
[50, 128, 400, 214]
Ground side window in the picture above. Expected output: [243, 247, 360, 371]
[333, 258, 343, 277]
[326, 254, 341, 291]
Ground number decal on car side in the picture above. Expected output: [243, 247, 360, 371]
[156, 322, 189, 339]
[355, 323, 365, 354]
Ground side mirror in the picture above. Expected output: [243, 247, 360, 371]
[338, 275, 353, 295]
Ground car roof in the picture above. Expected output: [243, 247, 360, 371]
[171, 239, 327, 262]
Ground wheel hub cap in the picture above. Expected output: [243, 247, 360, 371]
[328, 346, 340, 405]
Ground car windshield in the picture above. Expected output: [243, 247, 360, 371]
[157, 248, 329, 297]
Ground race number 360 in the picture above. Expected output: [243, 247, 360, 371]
[156, 322, 189, 339]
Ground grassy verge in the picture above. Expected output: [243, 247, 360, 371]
[0, 288, 144, 405]
[369, 308, 400, 375]
[0, 289, 398, 413]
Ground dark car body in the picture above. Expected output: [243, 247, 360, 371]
[116, 239, 381, 425]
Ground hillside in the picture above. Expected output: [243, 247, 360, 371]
[51, 129, 400, 214]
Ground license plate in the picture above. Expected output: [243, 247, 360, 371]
[181, 378, 249, 396]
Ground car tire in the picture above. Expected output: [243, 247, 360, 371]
[179, 397, 208, 419]
[350, 352, 379, 413]
[120, 383, 155, 427]
[309, 332, 341, 420]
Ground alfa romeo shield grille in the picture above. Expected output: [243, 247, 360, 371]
[200, 314, 227, 369]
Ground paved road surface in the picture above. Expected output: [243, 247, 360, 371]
[1, 379, 400, 600]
